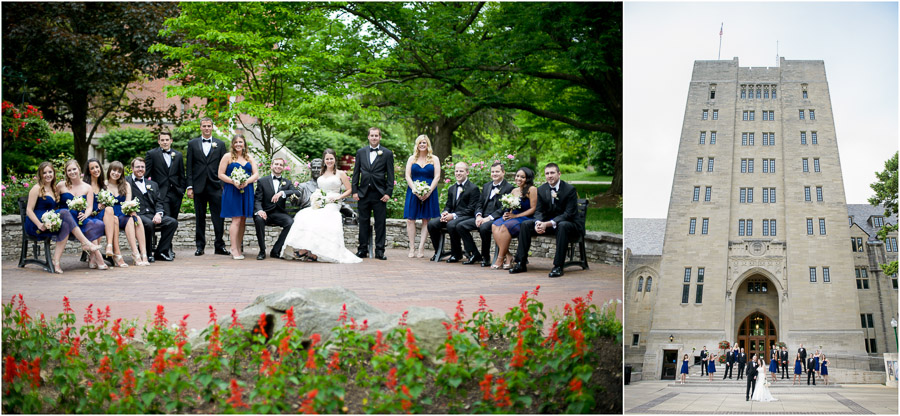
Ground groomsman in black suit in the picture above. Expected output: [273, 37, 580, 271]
[253, 158, 301, 260]
[428, 162, 481, 262]
[127, 157, 178, 262]
[351, 127, 394, 260]
[746, 355, 759, 401]
[457, 162, 514, 266]
[145, 130, 185, 258]
[798, 344, 808, 372]
[806, 356, 817, 385]
[509, 163, 584, 278]
[700, 346, 709, 376]
[737, 348, 747, 380]
[724, 346, 735, 379]
[186, 117, 229, 256]
[780, 346, 790, 379]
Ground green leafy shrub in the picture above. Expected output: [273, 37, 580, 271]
[98, 128, 156, 165]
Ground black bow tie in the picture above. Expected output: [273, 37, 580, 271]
[202, 139, 211, 143]
[134, 178, 143, 183]
[273, 177, 282, 181]
[369, 147, 379, 152]
[492, 184, 500, 189]
[457, 182, 464, 187]
[162, 149, 171, 154]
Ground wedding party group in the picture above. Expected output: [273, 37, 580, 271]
[23, 120, 584, 278]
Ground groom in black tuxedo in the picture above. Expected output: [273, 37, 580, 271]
[253, 158, 301, 260]
[737, 348, 747, 380]
[457, 162, 514, 266]
[144, 130, 185, 220]
[746, 355, 759, 401]
[780, 346, 790, 379]
[186, 117, 228, 256]
[127, 157, 178, 262]
[509, 163, 584, 278]
[798, 344, 808, 372]
[351, 127, 394, 260]
[428, 162, 481, 262]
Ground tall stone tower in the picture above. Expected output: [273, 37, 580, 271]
[633, 57, 869, 379]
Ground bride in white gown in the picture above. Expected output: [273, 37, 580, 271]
[751, 360, 778, 402]
[281, 149, 362, 264]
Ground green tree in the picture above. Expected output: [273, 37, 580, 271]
[869, 151, 898, 276]
[2, 2, 184, 165]
[150, 2, 369, 157]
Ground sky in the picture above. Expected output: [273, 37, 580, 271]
[623, 1, 899, 218]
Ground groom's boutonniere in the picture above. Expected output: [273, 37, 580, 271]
[211, 142, 218, 148]
[377, 150, 383, 156]
[551, 190, 558, 200]
[146, 184, 153, 191]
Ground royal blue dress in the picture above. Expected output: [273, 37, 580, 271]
[794, 358, 802, 375]
[492, 196, 533, 237]
[403, 163, 440, 219]
[769, 358, 778, 373]
[91, 192, 106, 221]
[680, 359, 689, 374]
[220, 162, 254, 218]
[707, 359, 716, 374]
[814, 356, 820, 372]
[111, 194, 133, 229]
[820, 360, 828, 376]
[24, 195, 77, 242]
[59, 192, 105, 241]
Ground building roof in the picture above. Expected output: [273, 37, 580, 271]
[624, 218, 666, 255]
[847, 204, 897, 241]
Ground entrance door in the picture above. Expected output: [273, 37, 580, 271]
[737, 312, 777, 361]
[661, 349, 678, 380]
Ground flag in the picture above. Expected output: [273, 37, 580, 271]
[719, 23, 723, 36]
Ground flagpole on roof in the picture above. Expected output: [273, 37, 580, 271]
[718, 23, 723, 60]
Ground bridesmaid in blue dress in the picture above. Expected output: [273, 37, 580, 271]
[403, 135, 441, 258]
[218, 134, 258, 260]
[24, 161, 103, 274]
[707, 354, 717, 381]
[491, 167, 537, 269]
[769, 354, 779, 384]
[820, 354, 829, 385]
[680, 353, 689, 384]
[107, 161, 150, 266]
[58, 159, 108, 270]
[793, 354, 802, 385]
[84, 158, 121, 265]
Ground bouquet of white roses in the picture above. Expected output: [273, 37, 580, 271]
[121, 199, 140, 216]
[40, 211, 62, 232]
[500, 193, 521, 211]
[311, 189, 333, 210]
[230, 166, 250, 193]
[97, 189, 117, 208]
[66, 196, 87, 225]
[412, 180, 431, 197]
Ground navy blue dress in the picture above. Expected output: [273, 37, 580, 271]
[492, 196, 533, 237]
[820, 359, 828, 376]
[403, 163, 440, 219]
[24, 195, 77, 242]
[91, 192, 106, 222]
[680, 359, 689, 374]
[814, 356, 820, 372]
[220, 162, 254, 218]
[794, 359, 802, 375]
[59, 192, 105, 241]
[769, 358, 778, 373]
[707, 359, 716, 374]
[111, 194, 133, 229]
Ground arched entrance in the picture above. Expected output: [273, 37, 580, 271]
[737, 311, 777, 361]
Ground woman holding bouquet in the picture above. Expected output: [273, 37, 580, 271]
[403, 135, 441, 258]
[218, 134, 259, 260]
[84, 158, 123, 266]
[24, 161, 104, 274]
[58, 159, 108, 270]
[490, 167, 537, 269]
[107, 161, 150, 266]
[282, 149, 361, 263]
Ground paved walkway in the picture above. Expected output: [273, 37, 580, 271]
[3, 248, 620, 332]
[625, 380, 898, 414]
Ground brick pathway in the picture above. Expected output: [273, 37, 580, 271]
[2, 248, 620, 331]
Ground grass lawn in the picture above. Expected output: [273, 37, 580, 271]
[573, 183, 609, 200]
[561, 171, 611, 182]
[586, 207, 622, 234]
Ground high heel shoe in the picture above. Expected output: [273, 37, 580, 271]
[408, 248, 415, 258]
[416, 248, 425, 258]
[114, 254, 128, 268]
[94, 253, 109, 270]
[105, 244, 115, 257]
[491, 255, 504, 270]
[502, 257, 512, 270]
[51, 259, 64, 274]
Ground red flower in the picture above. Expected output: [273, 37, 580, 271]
[208, 325, 222, 357]
[477, 295, 492, 313]
[151, 349, 167, 374]
[253, 313, 267, 338]
[26, 358, 40, 388]
[338, 303, 348, 325]
[510, 335, 532, 369]
[283, 306, 296, 328]
[494, 377, 512, 408]
[442, 321, 453, 339]
[208, 305, 217, 325]
[444, 341, 458, 364]
[359, 319, 369, 331]
[66, 337, 81, 360]
[152, 305, 167, 331]
[126, 327, 136, 338]
[478, 325, 489, 347]
[111, 318, 122, 337]
[260, 349, 277, 376]
[568, 321, 586, 359]
[569, 377, 584, 396]
[176, 314, 190, 341]
[532, 285, 541, 297]
[226, 379, 249, 409]
[518, 291, 528, 310]
[586, 290, 594, 303]
[479, 373, 493, 401]
[327, 351, 340, 374]
[118, 368, 135, 399]
[572, 297, 586, 325]
[349, 317, 358, 330]
[3, 356, 18, 385]
[62, 296, 73, 315]
[372, 330, 389, 356]
[299, 389, 318, 414]
[97, 356, 113, 379]
[517, 307, 533, 334]
[277, 333, 291, 357]
[59, 327, 72, 344]
[404, 328, 423, 360]
[386, 367, 398, 392]
[541, 320, 561, 350]
[306, 333, 321, 370]
[84, 303, 94, 324]
[453, 300, 465, 331]
[400, 385, 413, 413]
[398, 310, 409, 327]
[229, 309, 243, 329]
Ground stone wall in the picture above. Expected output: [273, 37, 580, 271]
[4, 214, 622, 265]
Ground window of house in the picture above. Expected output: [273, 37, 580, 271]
[743, 111, 748, 121]
[856, 268, 869, 289]
[809, 267, 817, 282]
[746, 219, 753, 236]
[684, 267, 691, 282]
[633, 334, 640, 346]
[708, 158, 714, 172]
[811, 132, 817, 144]
[689, 218, 696, 234]
[646, 277, 652, 292]
[749, 111, 755, 121]
[748, 133, 754, 145]
[700, 132, 706, 144]
[772, 87, 777, 99]
[756, 87, 761, 99]
[814, 158, 820, 172]
[763, 219, 769, 236]
[682, 284, 690, 304]
[803, 90, 808, 99]
[888, 237, 897, 252]
[747, 188, 753, 203]
[739, 219, 746, 236]
[741, 86, 746, 99]
[705, 186, 712, 202]
[767, 110, 774, 120]
[741, 159, 748, 173]
[742, 132, 748, 146]
[762, 111, 768, 121]
[763, 132, 769, 145]
[748, 159, 754, 173]
[703, 110, 709, 120]
[696, 268, 704, 304]
[805, 186, 811, 201]
[638, 276, 643, 292]
[803, 158, 809, 172]
[873, 216, 884, 228]
[891, 274, 897, 290]
[809, 110, 815, 120]
[866, 339, 878, 354]
[710, 131, 717, 144]
[823, 267, 830, 283]
[702, 218, 709, 234]
[819, 218, 826, 235]
[807, 218, 814, 235]
[852, 237, 864, 252]
[769, 219, 776, 236]
[695, 283, 703, 304]
[801, 132, 807, 144]
[713, 109, 718, 120]
[816, 186, 823, 201]
[697, 158, 703, 172]
[693, 186, 700, 202]
[764, 87, 769, 99]
[763, 187, 775, 203]
[799, 110, 805, 120]
[740, 188, 748, 203]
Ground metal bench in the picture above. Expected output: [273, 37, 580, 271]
[17, 197, 56, 273]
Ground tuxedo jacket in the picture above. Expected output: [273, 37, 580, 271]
[746, 362, 759, 380]
[700, 350, 708, 360]
[351, 146, 394, 198]
[185, 136, 227, 194]
[725, 351, 735, 364]
[475, 180, 514, 219]
[254, 175, 301, 215]
[126, 176, 165, 216]
[145, 147, 186, 199]
[442, 180, 480, 218]
[798, 348, 807, 360]
[738, 353, 747, 365]
[780, 350, 789, 363]
[806, 358, 816, 371]
[534, 180, 584, 231]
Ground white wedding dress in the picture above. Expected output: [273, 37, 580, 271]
[281, 174, 362, 264]
[751, 365, 778, 402]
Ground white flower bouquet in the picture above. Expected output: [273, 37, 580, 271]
[500, 193, 521, 211]
[97, 189, 117, 208]
[40, 211, 62, 232]
[311, 189, 332, 210]
[230, 166, 250, 193]
[66, 196, 87, 225]
[121, 199, 140, 216]
[412, 180, 431, 197]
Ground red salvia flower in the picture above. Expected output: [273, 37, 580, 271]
[532, 285, 541, 297]
[299, 389, 318, 414]
[398, 310, 409, 327]
[349, 317, 358, 330]
[176, 314, 190, 341]
[115, 334, 127, 353]
[119, 368, 135, 399]
[226, 379, 249, 409]
[3, 356, 18, 385]
[494, 377, 512, 408]
[59, 327, 72, 344]
[39, 312, 46, 329]
[229, 309, 243, 329]
[541, 320, 561, 350]
[400, 385, 413, 413]
[404, 328, 423, 360]
[478, 325, 490, 347]
[477, 295, 493, 313]
[306, 333, 321, 370]
[442, 321, 453, 339]
[208, 305, 217, 325]
[327, 351, 340, 375]
[126, 327, 136, 338]
[518, 291, 528, 310]
[572, 297, 586, 325]
[372, 330, 389, 356]
[150, 349, 167, 374]
[111, 318, 122, 337]
[309, 333, 321, 348]
[101, 305, 111, 323]
[283, 306, 296, 328]
[510, 335, 532, 368]
[386, 367, 398, 392]
[97, 355, 113, 379]
[152, 305, 167, 331]
[277, 333, 291, 358]
[260, 349, 277, 376]
[66, 337, 81, 360]
[359, 319, 368, 331]
[444, 341, 458, 364]
[569, 377, 584, 396]
[84, 303, 94, 324]
[568, 322, 586, 359]
[208, 325, 222, 357]
[171, 339, 188, 367]
[26, 358, 40, 388]
[586, 290, 594, 303]
[453, 300, 465, 331]
[517, 307, 533, 334]
[563, 303, 572, 317]
[253, 313, 267, 338]
[479, 373, 494, 401]
[338, 303, 348, 325]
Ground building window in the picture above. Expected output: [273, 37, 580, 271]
[748, 281, 769, 293]
[814, 158, 820, 172]
[803, 158, 809, 172]
[696, 268, 704, 304]
[809, 267, 817, 282]
[740, 188, 748, 203]
[742, 132, 748, 145]
[772, 87, 776, 99]
[632, 334, 640, 346]
[747, 188, 754, 203]
[682, 284, 690, 304]
[764, 88, 769, 99]
[705, 186, 712, 202]
[689, 218, 697, 235]
[748, 159, 754, 173]
[695, 284, 704, 304]
[762, 132, 769, 145]
[852, 237, 864, 252]
[762, 132, 775, 146]
[749, 111, 755, 120]
[693, 186, 700, 202]
[816, 186, 823, 202]
[697, 267, 704, 283]
[638, 276, 643, 292]
[697, 158, 703, 172]
[799, 110, 805, 120]
[891, 274, 897, 290]
[762, 111, 768, 121]
[710, 131, 717, 144]
[769, 219, 776, 236]
[741, 159, 748, 173]
[763, 219, 769, 236]
[702, 218, 709, 234]
[713, 109, 718, 120]
[739, 219, 746, 236]
[802, 90, 808, 99]
[710, 90, 716, 100]
[743, 111, 748, 121]
[763, 187, 775, 203]
[708, 158, 714, 172]
[849, 216, 853, 226]
[756, 87, 761, 99]
[746, 219, 753, 236]
[856, 268, 869, 289]
[762, 159, 775, 173]
[811, 132, 817, 144]
[861, 313, 873, 328]
[809, 110, 815, 120]
[867, 339, 878, 354]
[819, 218, 826, 235]
[702, 110, 709, 120]
[801, 132, 807, 144]
[767, 110, 774, 120]
[873, 216, 884, 228]
[684, 267, 691, 282]
[741, 86, 746, 99]
[888, 237, 897, 252]
[823, 267, 830, 283]
[646, 277, 652, 292]
[700, 132, 706, 144]
[748, 133, 755, 145]
[807, 218, 814, 235]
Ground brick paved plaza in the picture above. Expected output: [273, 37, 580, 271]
[2, 248, 620, 331]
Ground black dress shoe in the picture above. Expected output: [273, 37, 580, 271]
[356, 251, 367, 258]
[148, 255, 156, 263]
[549, 267, 564, 278]
[508, 263, 527, 274]
[168, 249, 175, 259]
[480, 260, 491, 267]
[257, 252, 266, 260]
[214, 248, 231, 256]
[374, 253, 387, 260]
[446, 256, 460, 263]
[194, 248, 204, 256]
[269, 251, 281, 259]
[156, 252, 174, 261]
[463, 256, 483, 265]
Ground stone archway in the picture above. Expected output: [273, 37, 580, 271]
[731, 270, 781, 361]
[737, 311, 777, 361]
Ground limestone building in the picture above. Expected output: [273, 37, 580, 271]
[624, 57, 898, 382]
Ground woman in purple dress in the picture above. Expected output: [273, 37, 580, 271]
[403, 135, 441, 258]
[107, 161, 150, 266]
[218, 134, 259, 260]
[24, 161, 103, 274]
[490, 167, 537, 269]
[58, 159, 108, 270]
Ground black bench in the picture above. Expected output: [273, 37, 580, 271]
[535, 198, 589, 270]
[17, 197, 56, 273]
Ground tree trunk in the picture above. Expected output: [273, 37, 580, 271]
[70, 94, 90, 166]
[430, 116, 459, 164]
[606, 122, 622, 196]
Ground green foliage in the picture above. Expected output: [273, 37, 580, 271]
[586, 207, 622, 234]
[869, 151, 899, 276]
[2, 154, 70, 215]
[98, 129, 156, 166]
[590, 133, 617, 176]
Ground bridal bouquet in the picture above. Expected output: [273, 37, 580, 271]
[121, 199, 140, 216]
[412, 180, 431, 197]
[230, 166, 250, 193]
[40, 211, 62, 232]
[311, 189, 336, 210]
[66, 196, 87, 225]
[97, 189, 117, 208]
[500, 193, 521, 211]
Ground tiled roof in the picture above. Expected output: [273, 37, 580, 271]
[847, 204, 897, 241]
[625, 218, 666, 255]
